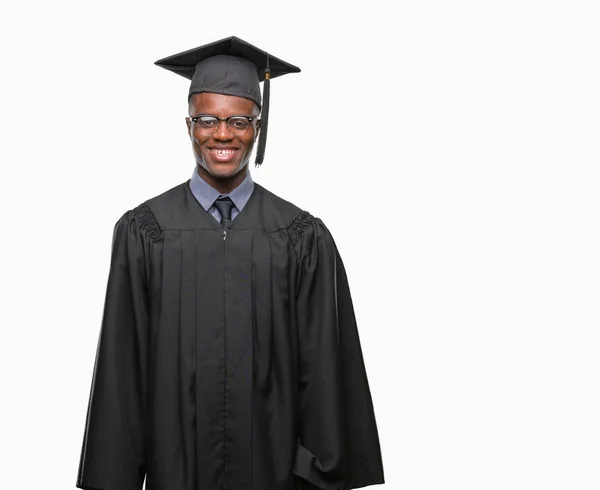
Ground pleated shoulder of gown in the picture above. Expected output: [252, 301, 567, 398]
[124, 179, 319, 240]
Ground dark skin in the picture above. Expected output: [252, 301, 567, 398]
[186, 92, 261, 195]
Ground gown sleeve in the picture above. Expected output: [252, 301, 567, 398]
[292, 214, 385, 490]
[76, 209, 150, 490]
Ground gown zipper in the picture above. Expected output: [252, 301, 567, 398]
[222, 222, 228, 487]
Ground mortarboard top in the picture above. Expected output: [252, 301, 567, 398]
[154, 36, 301, 165]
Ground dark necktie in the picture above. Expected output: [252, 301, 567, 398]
[213, 196, 234, 228]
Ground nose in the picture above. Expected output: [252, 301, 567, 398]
[213, 120, 233, 141]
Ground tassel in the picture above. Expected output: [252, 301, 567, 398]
[255, 56, 271, 166]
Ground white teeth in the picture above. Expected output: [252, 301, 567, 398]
[213, 149, 235, 156]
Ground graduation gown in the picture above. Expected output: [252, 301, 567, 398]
[76, 180, 384, 490]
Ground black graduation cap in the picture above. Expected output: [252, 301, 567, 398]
[154, 36, 301, 166]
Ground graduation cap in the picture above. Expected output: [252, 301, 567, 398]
[154, 36, 301, 166]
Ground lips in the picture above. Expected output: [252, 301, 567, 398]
[208, 147, 239, 163]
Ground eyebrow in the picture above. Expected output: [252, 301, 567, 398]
[189, 114, 257, 119]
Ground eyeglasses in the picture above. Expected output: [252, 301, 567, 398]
[189, 114, 257, 135]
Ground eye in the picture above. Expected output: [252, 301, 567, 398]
[228, 117, 251, 130]
[196, 116, 218, 128]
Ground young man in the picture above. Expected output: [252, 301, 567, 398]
[76, 36, 384, 490]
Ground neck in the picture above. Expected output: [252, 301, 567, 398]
[196, 164, 248, 194]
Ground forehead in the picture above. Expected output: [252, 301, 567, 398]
[189, 92, 259, 115]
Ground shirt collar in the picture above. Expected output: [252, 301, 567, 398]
[189, 166, 254, 212]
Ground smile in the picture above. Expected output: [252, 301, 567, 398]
[210, 148, 238, 156]
[207, 147, 239, 164]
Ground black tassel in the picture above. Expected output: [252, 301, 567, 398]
[255, 59, 270, 166]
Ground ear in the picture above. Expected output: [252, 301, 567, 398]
[185, 117, 192, 138]
[255, 119, 261, 141]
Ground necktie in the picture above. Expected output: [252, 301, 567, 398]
[213, 196, 234, 228]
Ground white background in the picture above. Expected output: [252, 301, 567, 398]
[1, 1, 599, 489]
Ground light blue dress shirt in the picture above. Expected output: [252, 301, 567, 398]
[189, 167, 255, 223]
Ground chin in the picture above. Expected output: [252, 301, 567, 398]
[202, 160, 245, 179]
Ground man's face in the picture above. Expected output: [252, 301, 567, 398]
[186, 92, 260, 179]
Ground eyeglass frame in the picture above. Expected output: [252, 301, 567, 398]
[187, 114, 259, 135]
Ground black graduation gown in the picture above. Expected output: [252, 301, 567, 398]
[76, 180, 384, 490]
